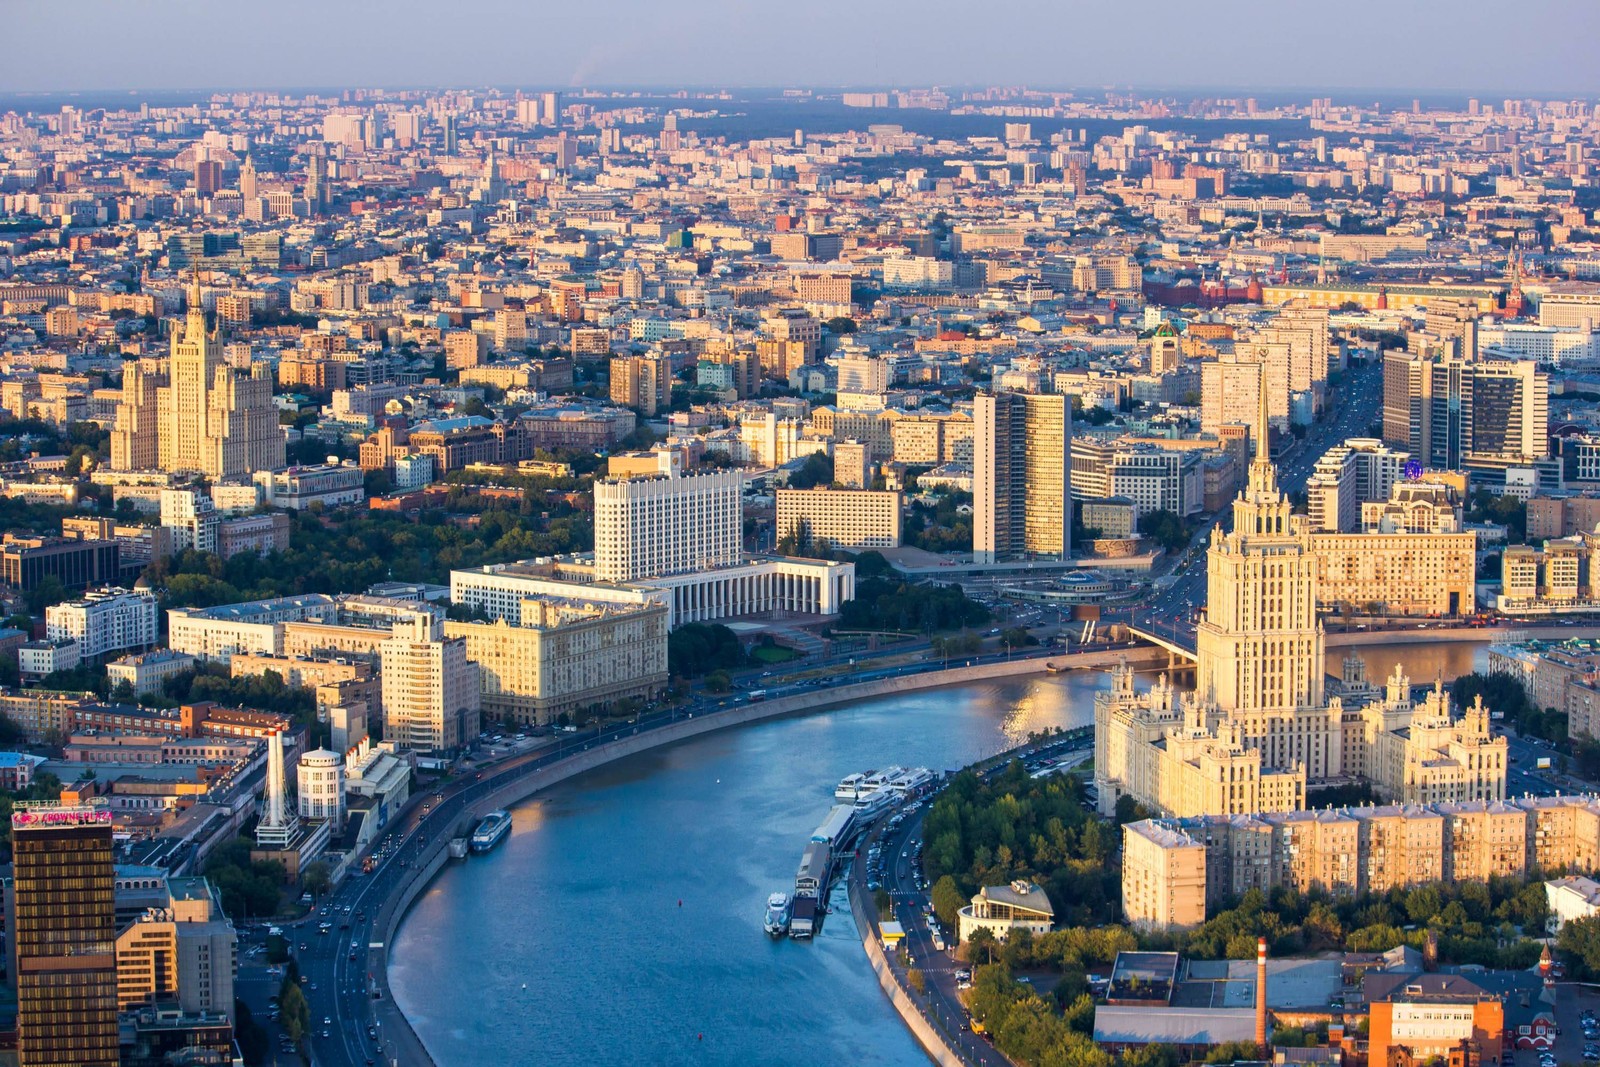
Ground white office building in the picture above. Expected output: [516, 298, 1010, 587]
[45, 587, 159, 660]
[1107, 446, 1204, 520]
[379, 614, 480, 752]
[593, 469, 743, 583]
[160, 488, 220, 555]
[253, 464, 365, 511]
[296, 747, 347, 826]
[1305, 438, 1411, 533]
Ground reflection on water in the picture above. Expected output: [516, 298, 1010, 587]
[391, 674, 1104, 1067]
[1326, 641, 1491, 688]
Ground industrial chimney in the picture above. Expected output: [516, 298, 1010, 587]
[1255, 936, 1270, 1053]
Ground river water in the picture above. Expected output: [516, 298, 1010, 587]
[391, 643, 1491, 1067]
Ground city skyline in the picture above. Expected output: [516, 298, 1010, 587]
[4, 20, 1600, 1061]
[4, 0, 1600, 95]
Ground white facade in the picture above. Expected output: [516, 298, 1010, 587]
[1479, 323, 1600, 366]
[45, 587, 159, 659]
[451, 565, 666, 626]
[379, 615, 481, 752]
[160, 488, 219, 555]
[882, 256, 955, 291]
[1547, 875, 1600, 931]
[18, 639, 78, 678]
[775, 488, 902, 549]
[1107, 447, 1203, 519]
[1305, 438, 1410, 533]
[107, 649, 197, 697]
[393, 454, 435, 491]
[593, 469, 743, 583]
[296, 747, 347, 825]
[167, 593, 336, 663]
[253, 464, 365, 510]
[451, 557, 851, 629]
[638, 557, 856, 627]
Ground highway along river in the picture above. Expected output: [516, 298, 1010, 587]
[390, 644, 1490, 1066]
[389, 675, 1097, 1066]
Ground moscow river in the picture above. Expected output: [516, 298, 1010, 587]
[391, 643, 1490, 1067]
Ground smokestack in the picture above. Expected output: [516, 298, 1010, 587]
[266, 730, 285, 828]
[1255, 936, 1269, 1052]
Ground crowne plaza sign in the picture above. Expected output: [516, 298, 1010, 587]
[11, 806, 113, 829]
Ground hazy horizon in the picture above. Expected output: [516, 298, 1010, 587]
[5, 0, 1598, 97]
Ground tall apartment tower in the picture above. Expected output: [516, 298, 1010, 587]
[305, 151, 328, 214]
[973, 392, 1071, 564]
[111, 275, 284, 477]
[593, 469, 743, 583]
[1470, 358, 1548, 463]
[110, 357, 164, 471]
[1383, 349, 1548, 469]
[609, 354, 673, 416]
[13, 802, 119, 1067]
[379, 614, 480, 752]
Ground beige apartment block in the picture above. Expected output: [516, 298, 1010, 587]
[1123, 795, 1600, 931]
[445, 597, 668, 725]
[775, 488, 902, 549]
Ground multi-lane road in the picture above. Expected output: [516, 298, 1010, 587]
[1124, 359, 1386, 651]
[272, 661, 1090, 1066]
[850, 733, 1094, 1066]
[276, 708, 716, 1066]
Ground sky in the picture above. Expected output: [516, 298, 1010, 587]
[4, 0, 1599, 97]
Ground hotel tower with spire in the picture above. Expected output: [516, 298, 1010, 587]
[1095, 367, 1505, 818]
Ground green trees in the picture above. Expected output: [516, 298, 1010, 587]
[1000, 627, 1036, 650]
[903, 488, 974, 553]
[932, 875, 966, 930]
[145, 496, 595, 607]
[785, 452, 834, 490]
[203, 839, 286, 919]
[1137, 509, 1191, 553]
[964, 963, 1115, 1067]
[277, 973, 310, 1041]
[24, 575, 69, 614]
[1174, 879, 1547, 968]
[1451, 671, 1564, 743]
[0, 772, 64, 857]
[1113, 794, 1154, 826]
[1559, 915, 1600, 979]
[667, 623, 745, 678]
[1466, 490, 1528, 542]
[922, 761, 1117, 929]
[930, 631, 983, 659]
[301, 860, 332, 899]
[838, 577, 988, 634]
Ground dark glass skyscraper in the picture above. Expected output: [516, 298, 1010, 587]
[12, 803, 119, 1067]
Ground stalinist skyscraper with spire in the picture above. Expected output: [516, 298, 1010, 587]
[1095, 368, 1505, 819]
[111, 275, 284, 478]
